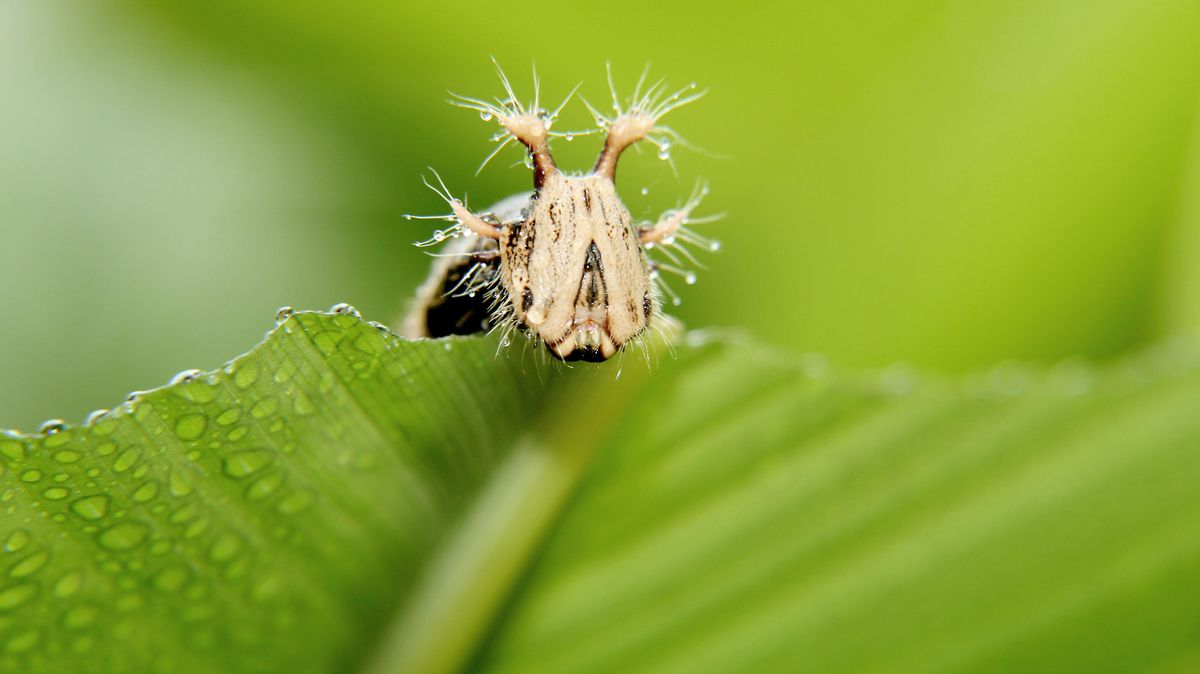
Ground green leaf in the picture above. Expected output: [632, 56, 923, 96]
[3, 312, 1200, 673]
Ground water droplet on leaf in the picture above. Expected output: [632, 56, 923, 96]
[39, 419, 67, 435]
[70, 495, 110, 521]
[97, 522, 149, 551]
[170, 369, 202, 385]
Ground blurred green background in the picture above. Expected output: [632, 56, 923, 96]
[2, 0, 1199, 430]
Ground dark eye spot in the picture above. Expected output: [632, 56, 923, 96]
[643, 293, 653, 318]
[522, 288, 534, 312]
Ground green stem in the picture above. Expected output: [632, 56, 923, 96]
[361, 364, 650, 674]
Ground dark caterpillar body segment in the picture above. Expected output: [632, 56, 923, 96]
[403, 234, 502, 338]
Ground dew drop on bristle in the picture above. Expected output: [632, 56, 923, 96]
[709, 241, 722, 252]
[685, 272, 697, 285]
[39, 420, 68, 435]
[479, 111, 493, 121]
[658, 148, 671, 161]
[275, 306, 294, 324]
[672, 298, 682, 306]
[330, 303, 360, 317]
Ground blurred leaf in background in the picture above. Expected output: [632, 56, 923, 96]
[3, 0, 1200, 428]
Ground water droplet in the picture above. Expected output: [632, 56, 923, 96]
[223, 450, 272, 478]
[226, 426, 250, 442]
[126, 390, 145, 403]
[640, 187, 650, 196]
[169, 504, 196, 524]
[565, 133, 574, 141]
[275, 306, 295, 324]
[234, 363, 260, 389]
[113, 449, 139, 473]
[246, 473, 283, 501]
[168, 470, 192, 497]
[6, 628, 40, 653]
[43, 487, 70, 501]
[251, 575, 283, 602]
[479, 110, 492, 121]
[330, 302, 360, 317]
[277, 491, 313, 515]
[183, 518, 210, 539]
[97, 522, 149, 551]
[39, 419, 67, 435]
[174, 414, 207, 441]
[153, 565, 191, 592]
[0, 583, 37, 610]
[10, 550, 48, 578]
[671, 297, 682, 306]
[250, 399, 278, 419]
[20, 469, 42, 483]
[63, 603, 98, 629]
[54, 450, 81, 464]
[116, 592, 144, 612]
[209, 534, 242, 563]
[684, 272, 697, 285]
[70, 495, 110, 521]
[292, 393, 314, 416]
[54, 570, 83, 597]
[0, 440, 25, 462]
[84, 409, 110, 425]
[215, 409, 241, 426]
[709, 240, 722, 252]
[3, 527, 29, 549]
[133, 480, 160, 503]
[170, 369, 202, 386]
